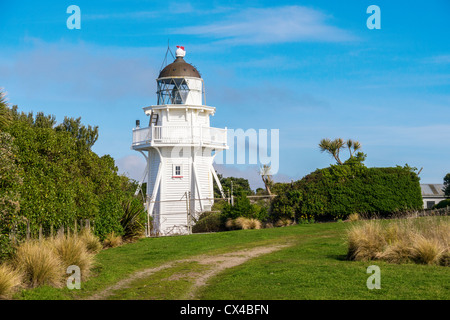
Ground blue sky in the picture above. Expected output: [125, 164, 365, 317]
[1, 0, 449, 189]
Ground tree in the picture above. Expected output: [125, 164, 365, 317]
[319, 138, 345, 165]
[0, 90, 12, 131]
[0, 131, 23, 261]
[213, 173, 253, 198]
[259, 164, 273, 195]
[319, 138, 366, 165]
[2, 103, 141, 240]
[444, 173, 450, 197]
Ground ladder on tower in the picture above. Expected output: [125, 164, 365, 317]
[149, 112, 159, 126]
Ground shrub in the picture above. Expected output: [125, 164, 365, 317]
[0, 234, 15, 263]
[2, 105, 139, 242]
[13, 240, 63, 288]
[79, 228, 102, 254]
[192, 212, 222, 233]
[103, 232, 123, 248]
[433, 199, 450, 209]
[347, 213, 359, 222]
[94, 194, 125, 241]
[347, 220, 386, 261]
[0, 263, 23, 298]
[120, 197, 146, 240]
[271, 164, 423, 221]
[410, 235, 445, 265]
[50, 235, 94, 280]
[275, 218, 294, 227]
[225, 217, 262, 230]
[347, 217, 449, 266]
[220, 193, 269, 223]
[235, 217, 262, 230]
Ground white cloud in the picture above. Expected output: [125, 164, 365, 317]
[116, 154, 146, 182]
[423, 55, 450, 64]
[1, 41, 160, 102]
[171, 6, 356, 45]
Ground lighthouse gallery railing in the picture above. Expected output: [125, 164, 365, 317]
[132, 125, 227, 147]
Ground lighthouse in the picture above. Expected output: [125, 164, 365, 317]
[132, 46, 228, 236]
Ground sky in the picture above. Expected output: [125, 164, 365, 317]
[1, 0, 449, 190]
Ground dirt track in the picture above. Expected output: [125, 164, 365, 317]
[86, 243, 290, 300]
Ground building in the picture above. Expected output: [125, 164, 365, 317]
[132, 46, 228, 236]
[420, 184, 446, 209]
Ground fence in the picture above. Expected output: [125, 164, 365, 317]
[142, 193, 276, 237]
[9, 218, 94, 244]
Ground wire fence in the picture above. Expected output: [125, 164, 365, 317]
[9, 218, 94, 244]
[142, 193, 276, 237]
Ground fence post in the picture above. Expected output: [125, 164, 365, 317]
[26, 220, 30, 240]
[39, 225, 43, 241]
[58, 225, 64, 238]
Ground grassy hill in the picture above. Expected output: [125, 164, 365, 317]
[15, 219, 450, 300]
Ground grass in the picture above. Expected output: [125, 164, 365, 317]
[79, 228, 103, 254]
[347, 217, 449, 266]
[106, 261, 209, 300]
[12, 218, 450, 300]
[103, 232, 123, 249]
[51, 235, 95, 280]
[13, 240, 65, 288]
[0, 263, 23, 298]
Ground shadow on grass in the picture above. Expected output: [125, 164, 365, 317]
[327, 254, 348, 261]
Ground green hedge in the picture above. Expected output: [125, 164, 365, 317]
[0, 106, 141, 250]
[271, 164, 423, 221]
[433, 199, 450, 209]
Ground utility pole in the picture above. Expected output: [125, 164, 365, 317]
[231, 181, 234, 206]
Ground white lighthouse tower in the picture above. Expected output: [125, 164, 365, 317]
[132, 46, 228, 236]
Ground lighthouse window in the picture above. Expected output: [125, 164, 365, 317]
[173, 164, 182, 178]
[157, 78, 190, 105]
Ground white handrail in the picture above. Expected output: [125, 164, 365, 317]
[132, 125, 227, 147]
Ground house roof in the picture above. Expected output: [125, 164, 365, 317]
[420, 184, 445, 197]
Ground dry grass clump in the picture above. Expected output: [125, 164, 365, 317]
[347, 217, 449, 266]
[347, 213, 360, 222]
[236, 217, 261, 230]
[226, 217, 262, 230]
[13, 240, 64, 288]
[0, 263, 23, 298]
[275, 218, 294, 227]
[347, 220, 386, 261]
[79, 228, 102, 254]
[50, 235, 94, 280]
[103, 232, 123, 248]
[410, 235, 446, 265]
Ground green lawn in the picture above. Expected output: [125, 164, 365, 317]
[15, 221, 450, 300]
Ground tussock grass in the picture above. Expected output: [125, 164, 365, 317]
[0, 263, 23, 298]
[347, 217, 450, 266]
[226, 218, 262, 230]
[79, 228, 102, 254]
[347, 213, 359, 222]
[103, 232, 123, 248]
[275, 218, 294, 227]
[347, 220, 386, 261]
[51, 235, 94, 280]
[13, 240, 64, 288]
